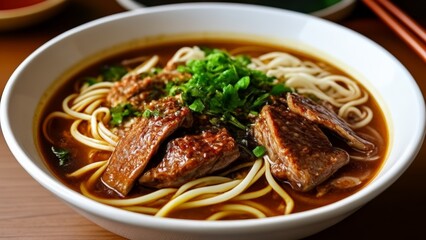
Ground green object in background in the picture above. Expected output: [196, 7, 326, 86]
[134, 0, 343, 13]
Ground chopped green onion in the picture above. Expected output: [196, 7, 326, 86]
[189, 99, 205, 113]
[101, 65, 128, 82]
[252, 146, 267, 158]
[51, 146, 70, 166]
[110, 103, 141, 126]
[167, 48, 292, 129]
[271, 83, 291, 95]
[84, 77, 100, 86]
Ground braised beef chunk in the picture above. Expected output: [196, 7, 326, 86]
[140, 128, 240, 188]
[253, 104, 349, 192]
[287, 93, 375, 151]
[107, 72, 190, 109]
[101, 97, 193, 196]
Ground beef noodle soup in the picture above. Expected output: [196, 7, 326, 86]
[37, 37, 388, 220]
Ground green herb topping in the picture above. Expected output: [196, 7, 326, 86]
[142, 109, 160, 118]
[168, 48, 291, 129]
[252, 145, 267, 158]
[51, 146, 70, 166]
[85, 65, 128, 85]
[110, 103, 142, 126]
[102, 65, 128, 82]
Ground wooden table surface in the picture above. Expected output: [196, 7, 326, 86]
[1, 1, 425, 239]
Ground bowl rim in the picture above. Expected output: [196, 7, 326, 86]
[1, 2, 425, 234]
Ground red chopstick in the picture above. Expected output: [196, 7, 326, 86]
[362, 0, 426, 62]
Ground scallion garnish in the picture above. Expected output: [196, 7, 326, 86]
[252, 146, 267, 158]
[168, 48, 291, 129]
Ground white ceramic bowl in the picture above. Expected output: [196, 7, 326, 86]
[1, 3, 425, 240]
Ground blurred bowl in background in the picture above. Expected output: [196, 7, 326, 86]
[310, 0, 356, 20]
[116, 0, 357, 21]
[0, 0, 68, 31]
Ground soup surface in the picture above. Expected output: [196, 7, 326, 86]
[37, 37, 388, 220]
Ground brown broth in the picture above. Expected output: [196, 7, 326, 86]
[37, 37, 389, 220]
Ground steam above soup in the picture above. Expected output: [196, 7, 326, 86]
[38, 38, 387, 220]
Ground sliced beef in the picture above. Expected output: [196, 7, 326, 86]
[106, 72, 190, 109]
[253, 104, 349, 192]
[139, 128, 240, 188]
[101, 97, 193, 196]
[287, 93, 375, 151]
